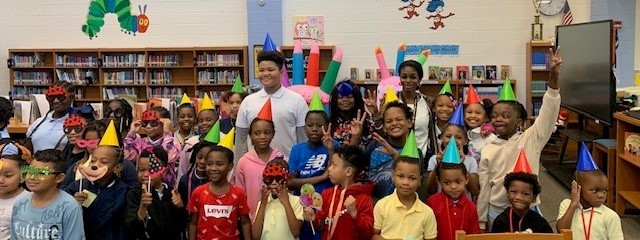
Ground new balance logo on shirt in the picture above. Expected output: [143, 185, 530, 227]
[300, 154, 327, 175]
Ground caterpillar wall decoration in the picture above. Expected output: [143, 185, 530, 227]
[81, 0, 149, 39]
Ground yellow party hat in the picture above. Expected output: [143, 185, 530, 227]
[200, 93, 215, 112]
[218, 128, 235, 150]
[179, 93, 191, 106]
[99, 120, 120, 147]
[384, 86, 399, 105]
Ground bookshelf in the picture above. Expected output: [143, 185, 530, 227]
[526, 41, 553, 117]
[9, 47, 248, 104]
[280, 46, 335, 86]
[614, 112, 640, 216]
[352, 79, 516, 102]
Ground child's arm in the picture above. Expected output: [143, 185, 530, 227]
[349, 110, 367, 147]
[467, 173, 480, 198]
[187, 214, 198, 240]
[476, 153, 490, 230]
[124, 120, 143, 162]
[251, 186, 269, 240]
[346, 195, 375, 240]
[240, 214, 253, 240]
[556, 180, 581, 232]
[177, 143, 193, 181]
[278, 185, 303, 237]
[425, 155, 440, 195]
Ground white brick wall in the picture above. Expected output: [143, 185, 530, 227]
[283, 0, 591, 102]
[0, 0, 248, 92]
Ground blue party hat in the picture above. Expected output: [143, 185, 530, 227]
[448, 104, 465, 127]
[263, 33, 277, 52]
[442, 138, 461, 164]
[577, 142, 599, 171]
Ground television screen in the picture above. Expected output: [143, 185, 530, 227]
[556, 20, 614, 125]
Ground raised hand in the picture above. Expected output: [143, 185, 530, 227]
[303, 207, 315, 221]
[350, 110, 368, 139]
[322, 123, 334, 151]
[130, 120, 142, 134]
[275, 184, 290, 205]
[171, 189, 184, 208]
[73, 191, 88, 204]
[260, 185, 270, 203]
[344, 195, 357, 219]
[548, 46, 563, 89]
[363, 89, 379, 116]
[140, 185, 153, 209]
[372, 132, 400, 159]
[570, 180, 581, 207]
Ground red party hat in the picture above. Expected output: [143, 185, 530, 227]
[513, 148, 533, 173]
[466, 85, 481, 105]
[257, 98, 273, 121]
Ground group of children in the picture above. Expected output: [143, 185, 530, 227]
[0, 46, 625, 240]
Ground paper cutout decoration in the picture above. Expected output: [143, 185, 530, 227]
[513, 148, 533, 174]
[577, 142, 599, 171]
[141, 109, 160, 121]
[439, 80, 453, 95]
[231, 76, 246, 94]
[400, 130, 419, 158]
[384, 86, 399, 105]
[81, 2, 149, 39]
[263, 33, 277, 52]
[200, 93, 215, 112]
[218, 128, 235, 150]
[320, 48, 342, 94]
[498, 78, 516, 101]
[448, 104, 465, 127]
[203, 120, 221, 144]
[99, 120, 120, 147]
[442, 138, 461, 164]
[396, 43, 406, 73]
[64, 115, 86, 129]
[179, 93, 191, 106]
[263, 160, 288, 184]
[257, 98, 273, 121]
[309, 92, 324, 111]
[466, 85, 481, 105]
[146, 154, 166, 178]
[78, 164, 108, 182]
[46, 85, 68, 96]
[299, 183, 322, 235]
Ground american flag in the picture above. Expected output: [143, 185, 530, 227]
[562, 1, 573, 25]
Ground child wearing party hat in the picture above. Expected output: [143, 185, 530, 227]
[177, 92, 219, 181]
[64, 120, 130, 239]
[221, 76, 248, 138]
[174, 93, 197, 146]
[464, 85, 496, 165]
[426, 105, 479, 200]
[477, 48, 562, 230]
[556, 142, 623, 239]
[433, 81, 455, 146]
[125, 145, 186, 239]
[11, 149, 85, 239]
[125, 108, 182, 188]
[427, 139, 481, 240]
[373, 132, 437, 240]
[235, 98, 284, 219]
[491, 149, 552, 233]
[289, 92, 338, 240]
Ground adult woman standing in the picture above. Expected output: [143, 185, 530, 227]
[26, 81, 74, 152]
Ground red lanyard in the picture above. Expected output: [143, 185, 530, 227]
[509, 208, 526, 233]
[581, 209, 595, 240]
[445, 197, 465, 240]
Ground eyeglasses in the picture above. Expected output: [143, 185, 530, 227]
[64, 126, 85, 134]
[142, 120, 160, 128]
[104, 108, 124, 118]
[46, 94, 68, 102]
[20, 166, 63, 181]
[76, 138, 100, 149]
[262, 176, 286, 185]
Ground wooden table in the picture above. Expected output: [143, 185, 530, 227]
[7, 122, 29, 134]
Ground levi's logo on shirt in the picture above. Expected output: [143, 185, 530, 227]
[204, 205, 233, 218]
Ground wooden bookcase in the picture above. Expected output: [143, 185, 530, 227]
[280, 46, 334, 86]
[526, 41, 553, 117]
[353, 79, 516, 102]
[9, 47, 248, 103]
[614, 112, 640, 216]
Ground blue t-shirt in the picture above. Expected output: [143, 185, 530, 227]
[11, 190, 85, 240]
[289, 141, 338, 195]
[365, 140, 424, 202]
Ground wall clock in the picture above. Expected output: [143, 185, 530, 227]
[538, 0, 567, 16]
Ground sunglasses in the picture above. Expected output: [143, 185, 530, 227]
[142, 120, 160, 128]
[64, 126, 85, 134]
[69, 104, 94, 115]
[20, 166, 63, 181]
[46, 94, 68, 102]
[263, 176, 286, 185]
[76, 138, 100, 149]
[104, 108, 124, 118]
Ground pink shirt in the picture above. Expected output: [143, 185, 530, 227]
[234, 148, 283, 220]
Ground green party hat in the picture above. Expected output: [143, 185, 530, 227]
[400, 130, 419, 158]
[203, 120, 221, 144]
[439, 80, 453, 95]
[309, 91, 324, 111]
[231, 76, 245, 94]
[498, 78, 516, 101]
[442, 138, 461, 164]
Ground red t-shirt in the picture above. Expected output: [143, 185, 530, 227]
[187, 184, 250, 240]
[427, 192, 481, 240]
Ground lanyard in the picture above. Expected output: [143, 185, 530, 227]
[327, 186, 347, 240]
[400, 92, 419, 123]
[509, 208, 526, 233]
[445, 197, 465, 240]
[581, 209, 595, 240]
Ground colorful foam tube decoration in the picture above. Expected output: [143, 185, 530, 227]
[395, 43, 406, 75]
[306, 43, 320, 86]
[292, 40, 304, 85]
[416, 49, 430, 65]
[375, 46, 391, 80]
[320, 48, 343, 93]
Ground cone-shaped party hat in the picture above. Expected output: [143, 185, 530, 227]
[218, 128, 235, 150]
[231, 76, 245, 94]
[99, 120, 120, 147]
[309, 91, 324, 111]
[263, 33, 277, 52]
[442, 138, 461, 164]
[203, 120, 221, 144]
[257, 98, 273, 121]
[513, 148, 533, 173]
[577, 142, 599, 171]
[384, 86, 399, 105]
[200, 93, 215, 112]
[400, 130, 419, 158]
[466, 85, 481, 105]
[439, 80, 453, 95]
[179, 93, 191, 106]
[498, 78, 516, 101]
[448, 104, 465, 127]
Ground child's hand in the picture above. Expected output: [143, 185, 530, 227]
[570, 180, 581, 207]
[303, 207, 315, 221]
[364, 89, 379, 117]
[344, 195, 357, 219]
[160, 118, 172, 132]
[274, 184, 290, 205]
[260, 185, 270, 204]
[322, 123, 334, 151]
[130, 120, 142, 134]
[549, 46, 563, 75]
[171, 189, 184, 208]
[350, 110, 368, 138]
[73, 192, 88, 204]
[140, 185, 153, 209]
[372, 132, 400, 159]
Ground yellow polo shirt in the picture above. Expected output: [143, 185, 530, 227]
[255, 193, 304, 240]
[374, 190, 438, 240]
[557, 199, 623, 240]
